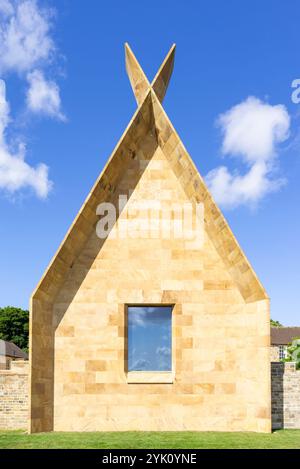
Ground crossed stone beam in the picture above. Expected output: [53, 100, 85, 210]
[125, 43, 176, 105]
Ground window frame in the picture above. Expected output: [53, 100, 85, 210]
[279, 345, 287, 361]
[125, 303, 176, 384]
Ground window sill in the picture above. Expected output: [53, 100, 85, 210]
[126, 371, 174, 384]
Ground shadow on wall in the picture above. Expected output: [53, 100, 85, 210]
[53, 131, 158, 331]
[30, 125, 158, 432]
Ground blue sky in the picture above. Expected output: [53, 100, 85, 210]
[0, 0, 299, 325]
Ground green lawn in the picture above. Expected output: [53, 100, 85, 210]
[0, 430, 299, 449]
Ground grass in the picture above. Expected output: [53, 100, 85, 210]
[0, 430, 299, 449]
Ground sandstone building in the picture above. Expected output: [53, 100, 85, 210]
[29, 45, 271, 433]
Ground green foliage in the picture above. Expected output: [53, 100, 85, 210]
[270, 319, 283, 327]
[0, 306, 29, 352]
[285, 337, 300, 370]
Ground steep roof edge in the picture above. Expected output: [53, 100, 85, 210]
[151, 44, 176, 103]
[32, 51, 268, 305]
[125, 43, 176, 105]
[151, 91, 268, 303]
[125, 43, 150, 106]
[31, 91, 155, 302]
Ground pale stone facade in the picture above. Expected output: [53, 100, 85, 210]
[29, 44, 271, 433]
[5, 361, 300, 431]
[271, 362, 300, 429]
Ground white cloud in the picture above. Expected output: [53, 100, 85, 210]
[0, 79, 52, 198]
[156, 346, 171, 371]
[206, 162, 285, 209]
[26, 69, 65, 120]
[206, 97, 290, 208]
[0, 0, 65, 120]
[129, 307, 147, 327]
[0, 78, 9, 131]
[219, 97, 290, 162]
[0, 0, 54, 74]
[0, 1, 65, 199]
[156, 346, 171, 357]
[131, 359, 150, 371]
[0, 0, 14, 16]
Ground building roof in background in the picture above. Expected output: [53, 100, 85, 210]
[271, 327, 300, 345]
[0, 340, 28, 359]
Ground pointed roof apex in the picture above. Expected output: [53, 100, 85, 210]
[32, 44, 268, 306]
[151, 44, 176, 102]
[125, 43, 150, 105]
[125, 43, 176, 105]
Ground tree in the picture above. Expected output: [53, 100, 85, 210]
[270, 319, 283, 327]
[0, 306, 29, 352]
[285, 338, 300, 370]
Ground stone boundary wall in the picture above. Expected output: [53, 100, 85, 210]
[0, 360, 29, 430]
[0, 360, 299, 430]
[271, 361, 300, 429]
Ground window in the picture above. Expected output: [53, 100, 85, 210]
[279, 345, 286, 360]
[127, 306, 172, 372]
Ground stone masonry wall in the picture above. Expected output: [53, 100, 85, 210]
[51, 146, 271, 433]
[0, 360, 29, 430]
[271, 362, 300, 429]
[0, 359, 300, 430]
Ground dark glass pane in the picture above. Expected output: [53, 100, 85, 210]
[128, 306, 172, 371]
